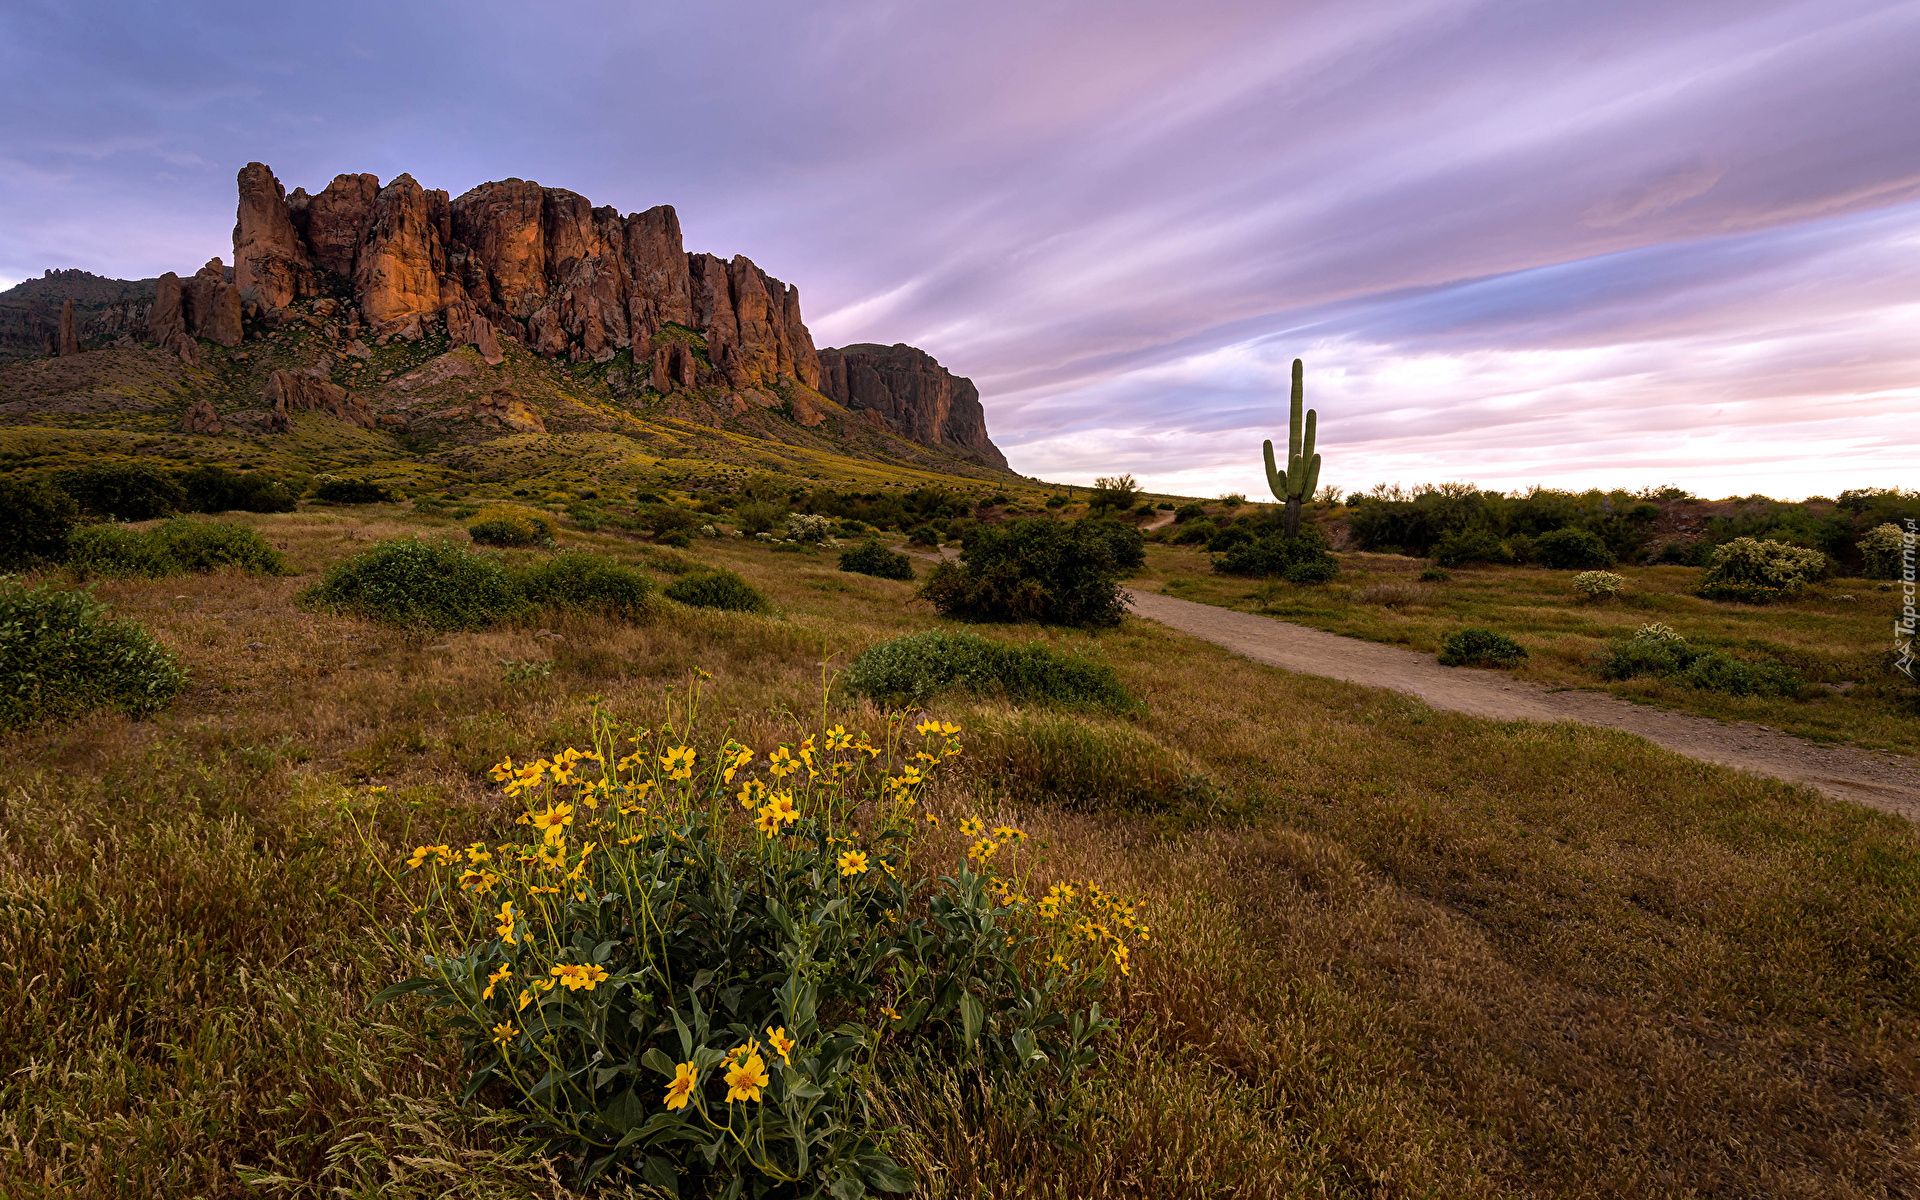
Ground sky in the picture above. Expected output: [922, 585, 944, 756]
[2, 0, 1915, 500]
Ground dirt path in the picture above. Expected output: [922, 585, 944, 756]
[1124, 588, 1920, 820]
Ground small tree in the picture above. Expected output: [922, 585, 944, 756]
[1089, 475, 1140, 513]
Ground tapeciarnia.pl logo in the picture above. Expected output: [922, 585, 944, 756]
[1896, 518, 1916, 681]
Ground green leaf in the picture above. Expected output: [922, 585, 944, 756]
[642, 1047, 678, 1078]
[830, 1173, 867, 1200]
[861, 1154, 918, 1193]
[641, 1155, 680, 1196]
[959, 991, 984, 1047]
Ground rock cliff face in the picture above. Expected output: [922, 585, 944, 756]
[229, 162, 821, 396]
[816, 343, 1008, 470]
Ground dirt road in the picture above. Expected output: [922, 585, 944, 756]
[1124, 588, 1920, 820]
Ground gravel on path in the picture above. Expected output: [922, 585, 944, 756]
[1124, 587, 1920, 821]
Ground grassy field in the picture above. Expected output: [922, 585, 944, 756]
[3, 505, 1918, 1198]
[1131, 541, 1919, 755]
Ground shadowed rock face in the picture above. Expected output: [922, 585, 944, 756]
[226, 162, 821, 394]
[816, 343, 1008, 469]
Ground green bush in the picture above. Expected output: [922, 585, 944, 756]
[0, 477, 81, 568]
[314, 478, 391, 505]
[734, 500, 786, 535]
[304, 538, 526, 630]
[177, 465, 298, 513]
[67, 520, 286, 579]
[67, 525, 178, 577]
[53, 465, 184, 521]
[1080, 518, 1145, 570]
[1205, 523, 1256, 553]
[1697, 537, 1825, 603]
[1213, 526, 1340, 582]
[368, 688, 1134, 1193]
[466, 504, 558, 547]
[516, 552, 655, 620]
[917, 519, 1128, 627]
[1858, 523, 1909, 580]
[1438, 627, 1529, 667]
[1431, 528, 1509, 567]
[1171, 519, 1215, 545]
[1173, 503, 1206, 524]
[665, 568, 772, 614]
[1599, 625, 1805, 698]
[1535, 527, 1615, 569]
[838, 539, 916, 581]
[842, 630, 1134, 712]
[1418, 566, 1451, 582]
[0, 577, 188, 728]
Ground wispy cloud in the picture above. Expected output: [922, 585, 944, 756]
[1, 0, 1913, 497]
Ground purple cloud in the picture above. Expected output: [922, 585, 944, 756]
[1, 0, 1914, 496]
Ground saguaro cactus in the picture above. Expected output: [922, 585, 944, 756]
[1262, 358, 1320, 538]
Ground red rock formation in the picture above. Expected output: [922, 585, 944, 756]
[233, 163, 308, 310]
[289, 173, 380, 276]
[817, 343, 1008, 470]
[57, 299, 79, 356]
[230, 163, 821, 393]
[264, 369, 375, 429]
[181, 397, 222, 434]
[145, 272, 200, 364]
[356, 175, 453, 325]
[182, 258, 243, 347]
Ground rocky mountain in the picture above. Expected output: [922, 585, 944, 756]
[817, 343, 1007, 470]
[0, 269, 157, 360]
[1, 162, 1011, 478]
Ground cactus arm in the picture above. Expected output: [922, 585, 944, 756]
[1287, 360, 1304, 482]
[1305, 452, 1321, 500]
[1263, 438, 1288, 501]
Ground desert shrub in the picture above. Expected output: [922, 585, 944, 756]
[1206, 523, 1256, 553]
[786, 513, 834, 544]
[1858, 523, 1910, 580]
[52, 465, 184, 521]
[665, 568, 772, 614]
[313, 477, 391, 505]
[1088, 474, 1140, 512]
[964, 712, 1219, 815]
[734, 500, 786, 535]
[842, 630, 1134, 712]
[1438, 627, 1528, 667]
[1214, 526, 1340, 582]
[304, 538, 526, 630]
[1171, 519, 1214, 545]
[1535, 527, 1615, 570]
[1599, 623, 1804, 697]
[0, 477, 81, 568]
[177, 464, 298, 513]
[1431, 528, 1509, 567]
[1571, 570, 1625, 599]
[917, 519, 1128, 627]
[66, 525, 179, 578]
[68, 520, 284, 578]
[516, 551, 654, 620]
[906, 525, 941, 548]
[1697, 537, 1826, 603]
[0, 577, 188, 728]
[366, 688, 1136, 1192]
[1418, 566, 1451, 582]
[639, 503, 699, 541]
[657, 530, 693, 548]
[1173, 503, 1206, 524]
[466, 504, 557, 547]
[1079, 518, 1145, 570]
[839, 539, 916, 581]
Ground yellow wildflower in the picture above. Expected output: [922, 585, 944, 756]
[765, 791, 799, 825]
[550, 962, 610, 992]
[724, 1053, 769, 1103]
[466, 842, 493, 864]
[661, 746, 696, 780]
[494, 901, 519, 945]
[768, 746, 800, 778]
[879, 1004, 901, 1022]
[1112, 942, 1131, 976]
[766, 1026, 795, 1066]
[664, 1061, 698, 1110]
[924, 813, 940, 829]
[957, 816, 984, 838]
[994, 824, 1025, 842]
[837, 850, 870, 876]
[737, 779, 768, 810]
[483, 964, 512, 1001]
[405, 844, 454, 870]
[492, 1021, 516, 1047]
[723, 743, 754, 783]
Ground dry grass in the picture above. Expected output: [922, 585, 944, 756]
[2, 508, 1917, 1197]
